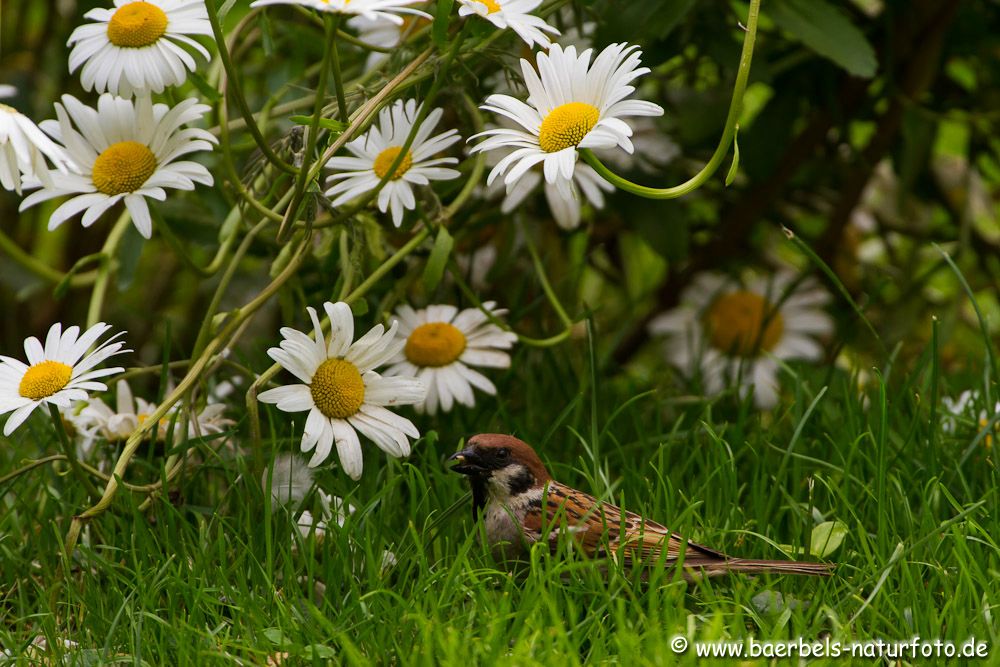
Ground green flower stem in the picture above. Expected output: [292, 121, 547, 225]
[207, 2, 296, 175]
[0, 455, 68, 489]
[329, 15, 349, 122]
[522, 226, 573, 329]
[48, 404, 99, 499]
[85, 210, 131, 329]
[64, 229, 315, 556]
[580, 0, 760, 199]
[276, 16, 339, 241]
[437, 93, 487, 222]
[0, 227, 97, 288]
[0, 453, 146, 492]
[337, 229, 355, 301]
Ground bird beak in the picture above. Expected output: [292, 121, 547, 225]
[447, 448, 487, 475]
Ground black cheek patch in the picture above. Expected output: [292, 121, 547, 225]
[507, 467, 535, 496]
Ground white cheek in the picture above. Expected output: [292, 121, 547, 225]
[486, 464, 527, 498]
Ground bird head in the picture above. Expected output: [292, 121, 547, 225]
[448, 434, 551, 500]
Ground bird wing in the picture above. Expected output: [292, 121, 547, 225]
[522, 481, 728, 567]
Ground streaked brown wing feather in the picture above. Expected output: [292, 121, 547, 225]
[522, 481, 727, 566]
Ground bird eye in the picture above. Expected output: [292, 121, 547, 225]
[497, 448, 510, 460]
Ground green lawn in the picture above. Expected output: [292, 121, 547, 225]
[2, 336, 997, 665]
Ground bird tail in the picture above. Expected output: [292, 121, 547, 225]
[687, 558, 835, 578]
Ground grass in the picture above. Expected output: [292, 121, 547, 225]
[1, 328, 998, 665]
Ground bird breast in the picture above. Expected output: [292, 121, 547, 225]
[483, 489, 541, 559]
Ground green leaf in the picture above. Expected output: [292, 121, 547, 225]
[289, 115, 348, 133]
[725, 126, 740, 187]
[187, 71, 221, 103]
[432, 0, 454, 48]
[422, 227, 453, 293]
[263, 628, 292, 648]
[349, 299, 369, 317]
[304, 645, 337, 659]
[769, 0, 877, 78]
[810, 520, 848, 558]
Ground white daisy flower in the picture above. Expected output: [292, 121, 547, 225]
[384, 303, 517, 414]
[0, 98, 74, 194]
[73, 378, 159, 444]
[470, 43, 663, 191]
[348, 16, 403, 71]
[596, 116, 679, 175]
[19, 94, 216, 239]
[324, 99, 461, 227]
[348, 11, 427, 71]
[67, 0, 213, 97]
[648, 271, 834, 410]
[295, 490, 354, 540]
[485, 143, 612, 229]
[292, 490, 397, 571]
[457, 0, 559, 49]
[73, 378, 231, 446]
[0, 322, 128, 437]
[257, 301, 426, 479]
[264, 453, 316, 509]
[251, 0, 431, 24]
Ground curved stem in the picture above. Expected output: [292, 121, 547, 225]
[86, 210, 131, 329]
[447, 259, 575, 348]
[0, 455, 68, 488]
[522, 225, 573, 328]
[581, 0, 760, 199]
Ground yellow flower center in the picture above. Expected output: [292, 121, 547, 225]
[18, 361, 73, 400]
[91, 141, 158, 195]
[372, 146, 414, 180]
[405, 323, 467, 368]
[310, 358, 365, 419]
[481, 0, 502, 12]
[106, 2, 169, 48]
[704, 291, 784, 357]
[538, 102, 600, 153]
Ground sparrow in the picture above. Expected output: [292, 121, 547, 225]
[448, 434, 834, 579]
